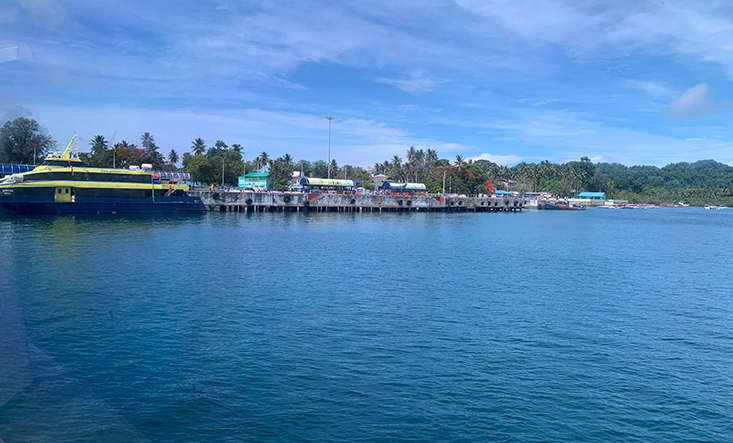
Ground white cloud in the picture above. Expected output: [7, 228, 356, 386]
[27, 103, 470, 166]
[16, 0, 68, 30]
[466, 153, 523, 165]
[375, 70, 446, 95]
[667, 83, 730, 120]
[626, 80, 673, 97]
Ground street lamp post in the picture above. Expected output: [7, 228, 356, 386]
[326, 116, 334, 179]
[442, 170, 446, 195]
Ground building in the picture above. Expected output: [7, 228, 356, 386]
[500, 179, 517, 192]
[239, 172, 272, 189]
[576, 192, 606, 201]
[371, 174, 391, 189]
[569, 191, 606, 206]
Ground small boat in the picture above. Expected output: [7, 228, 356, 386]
[0, 134, 206, 214]
[544, 201, 586, 211]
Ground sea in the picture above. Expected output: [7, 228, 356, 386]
[1, 208, 731, 442]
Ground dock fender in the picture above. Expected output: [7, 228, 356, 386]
[212, 192, 220, 200]
[283, 195, 292, 204]
[245, 198, 253, 205]
[406, 200, 412, 206]
[350, 198, 356, 204]
[304, 200, 310, 207]
[398, 199, 404, 206]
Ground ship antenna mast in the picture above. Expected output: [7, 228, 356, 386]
[60, 131, 78, 160]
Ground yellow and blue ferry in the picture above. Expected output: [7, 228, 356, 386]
[0, 135, 205, 214]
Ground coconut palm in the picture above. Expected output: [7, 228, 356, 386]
[455, 155, 465, 169]
[168, 150, 179, 166]
[140, 132, 156, 151]
[191, 138, 206, 155]
[282, 153, 293, 166]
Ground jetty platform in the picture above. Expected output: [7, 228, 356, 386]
[191, 191, 524, 213]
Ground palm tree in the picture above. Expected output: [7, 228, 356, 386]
[455, 155, 465, 169]
[89, 134, 108, 151]
[215, 140, 228, 150]
[282, 153, 293, 166]
[257, 151, 270, 171]
[168, 150, 179, 166]
[425, 149, 438, 171]
[329, 159, 338, 178]
[191, 138, 206, 155]
[140, 132, 156, 151]
[231, 143, 242, 153]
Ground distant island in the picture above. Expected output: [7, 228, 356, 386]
[2, 117, 732, 206]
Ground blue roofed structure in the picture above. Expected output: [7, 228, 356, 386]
[577, 192, 606, 200]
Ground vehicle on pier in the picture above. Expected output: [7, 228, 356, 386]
[381, 182, 427, 196]
[300, 177, 355, 194]
[0, 135, 206, 214]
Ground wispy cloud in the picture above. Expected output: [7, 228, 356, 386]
[5, 0, 733, 168]
[375, 70, 447, 95]
[667, 83, 731, 120]
[626, 79, 674, 97]
[466, 153, 523, 165]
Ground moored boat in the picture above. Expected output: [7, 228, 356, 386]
[0, 135, 206, 214]
[544, 201, 586, 211]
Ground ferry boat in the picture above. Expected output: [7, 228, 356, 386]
[0, 135, 206, 214]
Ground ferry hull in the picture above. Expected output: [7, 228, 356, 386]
[0, 195, 206, 214]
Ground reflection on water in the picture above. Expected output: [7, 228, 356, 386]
[1, 209, 732, 442]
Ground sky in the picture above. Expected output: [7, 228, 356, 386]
[1, 0, 732, 167]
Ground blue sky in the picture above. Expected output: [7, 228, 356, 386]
[1, 0, 732, 167]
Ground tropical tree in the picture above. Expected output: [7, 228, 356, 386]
[87, 134, 110, 167]
[168, 150, 179, 167]
[191, 138, 206, 155]
[329, 159, 338, 178]
[270, 156, 295, 189]
[455, 155, 465, 169]
[0, 117, 56, 164]
[140, 132, 156, 150]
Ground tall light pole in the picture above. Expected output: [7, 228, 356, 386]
[326, 116, 334, 179]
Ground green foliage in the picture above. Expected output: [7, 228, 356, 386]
[269, 155, 294, 189]
[0, 117, 56, 164]
[181, 142, 244, 186]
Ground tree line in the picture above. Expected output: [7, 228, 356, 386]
[3, 117, 733, 204]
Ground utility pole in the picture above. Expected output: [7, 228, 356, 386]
[443, 170, 446, 195]
[326, 116, 334, 179]
[222, 160, 225, 187]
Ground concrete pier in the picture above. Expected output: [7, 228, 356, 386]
[191, 191, 524, 213]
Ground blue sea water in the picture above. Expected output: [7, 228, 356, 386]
[1, 208, 732, 442]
